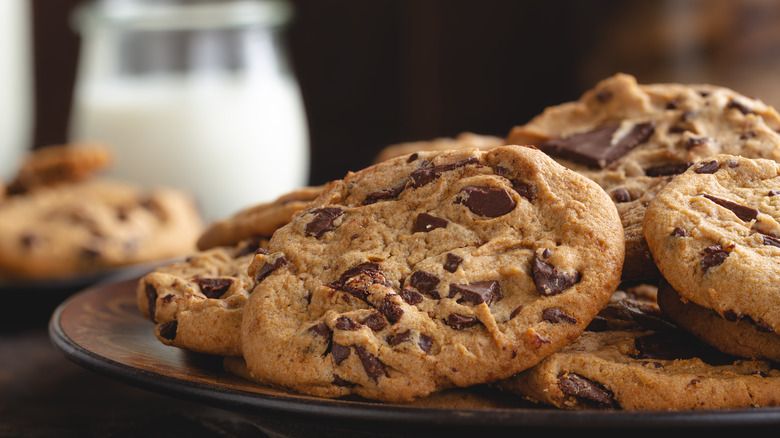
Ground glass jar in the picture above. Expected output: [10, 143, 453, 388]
[69, 0, 310, 222]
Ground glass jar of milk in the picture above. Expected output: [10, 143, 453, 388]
[69, 0, 309, 222]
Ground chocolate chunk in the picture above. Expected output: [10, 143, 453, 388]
[763, 234, 780, 248]
[694, 160, 720, 174]
[702, 194, 758, 222]
[409, 270, 440, 297]
[511, 180, 536, 201]
[558, 373, 618, 409]
[407, 153, 419, 163]
[254, 256, 288, 282]
[727, 99, 754, 115]
[443, 253, 463, 273]
[308, 322, 332, 342]
[446, 313, 479, 330]
[157, 321, 178, 340]
[399, 288, 423, 305]
[388, 330, 412, 346]
[686, 137, 708, 149]
[332, 375, 355, 387]
[331, 343, 351, 365]
[413, 213, 448, 233]
[537, 122, 654, 169]
[509, 305, 523, 320]
[354, 345, 388, 382]
[456, 186, 516, 217]
[768, 190, 780, 197]
[194, 277, 233, 299]
[671, 227, 687, 237]
[532, 255, 581, 296]
[378, 296, 404, 324]
[305, 207, 344, 238]
[612, 188, 631, 203]
[450, 280, 501, 305]
[700, 245, 729, 273]
[409, 157, 480, 187]
[330, 262, 389, 301]
[418, 333, 433, 353]
[542, 308, 577, 324]
[363, 183, 407, 205]
[145, 284, 158, 321]
[362, 312, 388, 331]
[644, 162, 692, 176]
[335, 316, 361, 331]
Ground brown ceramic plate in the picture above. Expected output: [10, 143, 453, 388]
[48, 279, 780, 437]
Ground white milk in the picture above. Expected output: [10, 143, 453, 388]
[69, 73, 309, 222]
[0, 0, 32, 180]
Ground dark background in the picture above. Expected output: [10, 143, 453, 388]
[29, 0, 780, 186]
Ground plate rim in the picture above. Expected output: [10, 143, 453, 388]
[48, 279, 780, 430]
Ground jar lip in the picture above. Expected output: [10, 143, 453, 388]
[74, 0, 293, 32]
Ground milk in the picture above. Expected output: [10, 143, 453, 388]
[0, 0, 32, 180]
[69, 73, 309, 222]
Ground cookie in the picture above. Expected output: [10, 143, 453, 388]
[7, 142, 113, 195]
[239, 145, 625, 402]
[498, 285, 780, 410]
[137, 238, 265, 356]
[644, 154, 780, 338]
[372, 132, 504, 164]
[506, 73, 780, 282]
[0, 179, 203, 279]
[657, 280, 780, 362]
[196, 185, 323, 251]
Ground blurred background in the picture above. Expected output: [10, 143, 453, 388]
[10, 0, 780, 219]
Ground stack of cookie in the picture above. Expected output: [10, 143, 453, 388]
[0, 143, 203, 281]
[136, 73, 780, 410]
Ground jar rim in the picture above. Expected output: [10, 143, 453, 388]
[74, 0, 292, 32]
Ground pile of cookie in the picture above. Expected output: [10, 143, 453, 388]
[0, 143, 203, 281]
[136, 73, 780, 410]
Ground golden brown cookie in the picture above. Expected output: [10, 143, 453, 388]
[373, 132, 504, 164]
[507, 73, 780, 283]
[239, 145, 625, 402]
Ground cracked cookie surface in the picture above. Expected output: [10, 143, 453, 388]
[240, 145, 624, 402]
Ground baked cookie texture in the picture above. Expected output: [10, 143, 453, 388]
[644, 154, 780, 341]
[498, 285, 780, 410]
[507, 73, 780, 282]
[239, 145, 625, 402]
[0, 179, 203, 279]
[373, 132, 504, 164]
[137, 238, 266, 356]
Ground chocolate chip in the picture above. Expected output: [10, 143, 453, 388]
[446, 313, 479, 330]
[254, 256, 288, 282]
[20, 232, 41, 249]
[388, 330, 412, 346]
[700, 245, 729, 273]
[331, 343, 351, 365]
[537, 122, 655, 169]
[763, 234, 780, 248]
[702, 194, 758, 222]
[542, 308, 577, 324]
[193, 277, 233, 299]
[305, 207, 344, 238]
[330, 262, 389, 301]
[418, 333, 433, 353]
[770, 190, 780, 197]
[532, 255, 581, 296]
[612, 188, 631, 203]
[363, 183, 407, 205]
[510, 305, 523, 320]
[443, 253, 463, 273]
[686, 137, 708, 149]
[145, 284, 158, 321]
[308, 322, 332, 342]
[511, 180, 536, 201]
[157, 321, 178, 340]
[644, 162, 692, 176]
[407, 153, 419, 163]
[234, 238, 263, 257]
[727, 99, 754, 115]
[413, 213, 448, 233]
[409, 270, 440, 298]
[671, 227, 687, 237]
[378, 296, 404, 324]
[409, 157, 480, 187]
[558, 373, 618, 409]
[354, 345, 388, 382]
[362, 312, 388, 331]
[694, 160, 720, 174]
[450, 280, 501, 305]
[335, 316, 361, 331]
[332, 375, 355, 387]
[399, 288, 423, 305]
[596, 89, 612, 103]
[456, 186, 516, 217]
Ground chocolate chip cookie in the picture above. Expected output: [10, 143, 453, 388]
[644, 154, 780, 341]
[0, 179, 203, 279]
[196, 185, 323, 251]
[507, 73, 780, 282]
[137, 237, 265, 356]
[240, 145, 625, 402]
[498, 285, 780, 410]
[373, 132, 504, 164]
